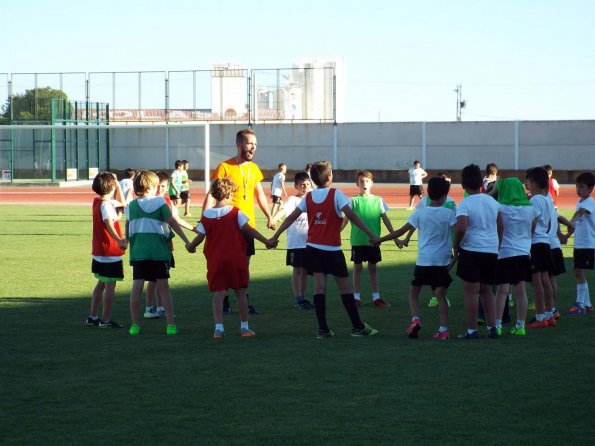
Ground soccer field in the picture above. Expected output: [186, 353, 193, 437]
[1, 204, 594, 445]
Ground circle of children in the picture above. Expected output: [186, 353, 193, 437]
[87, 149, 595, 341]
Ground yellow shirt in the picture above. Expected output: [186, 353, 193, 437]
[211, 157, 264, 227]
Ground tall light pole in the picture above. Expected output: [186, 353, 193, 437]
[454, 85, 466, 121]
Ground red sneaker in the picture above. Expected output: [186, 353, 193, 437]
[586, 306, 593, 313]
[433, 330, 449, 340]
[546, 317, 557, 327]
[373, 298, 391, 308]
[407, 319, 422, 338]
[526, 318, 548, 329]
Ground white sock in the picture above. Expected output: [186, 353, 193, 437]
[412, 316, 420, 322]
[577, 283, 587, 307]
[372, 292, 380, 301]
[536, 313, 545, 321]
[88, 315, 99, 320]
[545, 311, 552, 320]
[145, 306, 152, 312]
[516, 320, 525, 329]
[583, 283, 592, 307]
[496, 319, 502, 329]
[240, 321, 249, 330]
[354, 292, 361, 301]
[215, 323, 224, 332]
[439, 326, 448, 333]
[156, 305, 164, 312]
[467, 328, 477, 334]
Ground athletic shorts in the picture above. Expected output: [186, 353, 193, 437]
[169, 194, 179, 201]
[92, 259, 124, 282]
[306, 246, 349, 278]
[549, 247, 566, 276]
[350, 246, 382, 264]
[411, 265, 452, 288]
[180, 190, 190, 201]
[456, 248, 498, 284]
[574, 248, 595, 270]
[409, 185, 423, 196]
[132, 260, 170, 281]
[243, 231, 255, 256]
[496, 255, 530, 285]
[529, 243, 553, 274]
[286, 248, 307, 268]
[271, 195, 281, 204]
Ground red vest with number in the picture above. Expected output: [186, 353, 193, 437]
[306, 189, 342, 247]
[92, 198, 125, 257]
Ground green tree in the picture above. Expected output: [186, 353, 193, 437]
[0, 87, 68, 123]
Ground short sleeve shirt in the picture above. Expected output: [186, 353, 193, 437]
[408, 206, 456, 266]
[456, 193, 502, 254]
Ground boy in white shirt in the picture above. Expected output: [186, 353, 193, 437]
[566, 171, 595, 314]
[375, 177, 456, 339]
[270, 163, 287, 219]
[453, 164, 503, 339]
[407, 160, 427, 210]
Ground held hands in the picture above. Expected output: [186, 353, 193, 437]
[265, 238, 279, 249]
[394, 239, 406, 249]
[369, 235, 381, 247]
[185, 243, 196, 254]
[118, 239, 129, 250]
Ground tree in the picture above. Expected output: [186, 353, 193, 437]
[0, 87, 68, 123]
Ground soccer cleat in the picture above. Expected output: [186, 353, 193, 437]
[248, 305, 260, 315]
[351, 322, 379, 337]
[428, 297, 439, 308]
[528, 302, 536, 311]
[144, 308, 160, 319]
[295, 300, 314, 310]
[496, 326, 502, 336]
[99, 320, 122, 329]
[129, 324, 140, 336]
[241, 327, 256, 337]
[407, 319, 422, 339]
[526, 318, 548, 329]
[546, 317, 557, 327]
[586, 306, 593, 313]
[433, 330, 449, 340]
[317, 329, 335, 339]
[486, 327, 499, 339]
[552, 310, 561, 319]
[354, 299, 361, 307]
[166, 324, 178, 335]
[373, 298, 391, 308]
[85, 316, 100, 327]
[566, 303, 585, 315]
[213, 328, 225, 339]
[511, 326, 526, 336]
[457, 331, 480, 340]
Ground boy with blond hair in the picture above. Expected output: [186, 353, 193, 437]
[126, 170, 193, 336]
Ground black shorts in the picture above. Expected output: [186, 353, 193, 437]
[549, 248, 566, 276]
[243, 231, 255, 256]
[306, 246, 349, 277]
[271, 195, 281, 204]
[411, 265, 452, 289]
[132, 260, 170, 281]
[496, 255, 530, 285]
[169, 194, 179, 201]
[529, 243, 553, 274]
[456, 248, 498, 284]
[574, 248, 595, 270]
[409, 185, 423, 197]
[92, 259, 124, 281]
[180, 190, 190, 201]
[286, 248, 307, 267]
[350, 246, 382, 264]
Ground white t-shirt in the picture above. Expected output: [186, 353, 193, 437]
[119, 178, 133, 202]
[197, 206, 249, 234]
[297, 187, 350, 251]
[408, 167, 426, 185]
[456, 194, 502, 254]
[271, 172, 285, 197]
[93, 199, 122, 263]
[498, 205, 536, 259]
[284, 195, 308, 249]
[549, 207, 562, 250]
[408, 206, 456, 266]
[530, 194, 553, 244]
[574, 196, 595, 249]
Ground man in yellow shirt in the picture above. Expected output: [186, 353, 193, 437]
[202, 128, 274, 313]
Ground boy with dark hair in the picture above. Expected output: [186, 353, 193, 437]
[566, 171, 595, 314]
[453, 164, 503, 339]
[270, 162, 287, 219]
[119, 168, 136, 205]
[168, 160, 184, 207]
[270, 161, 379, 338]
[180, 160, 192, 217]
[407, 160, 427, 209]
[375, 177, 456, 339]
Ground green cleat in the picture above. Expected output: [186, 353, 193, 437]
[511, 327, 526, 336]
[129, 324, 140, 336]
[351, 322, 379, 337]
[428, 297, 439, 308]
[166, 324, 178, 335]
[317, 329, 334, 339]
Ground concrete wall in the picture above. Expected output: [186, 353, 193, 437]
[107, 121, 594, 177]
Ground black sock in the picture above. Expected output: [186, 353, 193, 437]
[313, 294, 328, 330]
[341, 293, 364, 329]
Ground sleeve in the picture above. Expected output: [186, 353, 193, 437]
[197, 221, 206, 235]
[449, 211, 457, 226]
[407, 210, 420, 228]
[455, 200, 468, 218]
[381, 198, 389, 213]
[253, 163, 264, 184]
[101, 201, 118, 221]
[211, 163, 226, 181]
[237, 210, 250, 228]
[297, 194, 308, 212]
[334, 189, 351, 216]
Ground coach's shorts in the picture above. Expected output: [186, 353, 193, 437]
[549, 247, 566, 276]
[180, 190, 190, 201]
[306, 246, 349, 278]
[409, 185, 423, 197]
[456, 248, 498, 284]
[286, 248, 307, 268]
[132, 260, 170, 281]
[496, 255, 530, 285]
[411, 265, 452, 289]
[351, 245, 382, 264]
[271, 195, 281, 204]
[574, 248, 595, 270]
[529, 243, 553, 274]
[92, 259, 124, 282]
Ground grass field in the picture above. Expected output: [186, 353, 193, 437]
[1, 204, 595, 445]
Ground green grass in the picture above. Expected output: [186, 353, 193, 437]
[1, 204, 595, 445]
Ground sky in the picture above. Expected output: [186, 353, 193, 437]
[2, 0, 595, 122]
